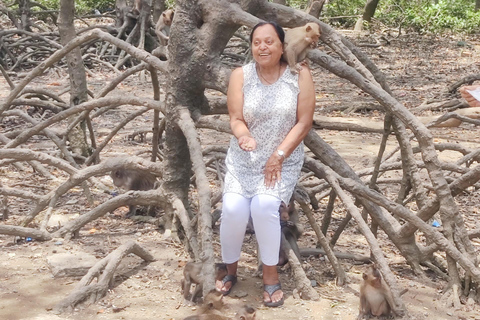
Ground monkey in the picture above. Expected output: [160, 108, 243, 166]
[283, 22, 321, 74]
[183, 289, 224, 320]
[183, 292, 256, 320]
[234, 305, 256, 320]
[357, 264, 396, 319]
[181, 261, 228, 304]
[155, 9, 174, 46]
[110, 167, 157, 217]
[245, 216, 255, 234]
[278, 199, 302, 266]
[255, 199, 302, 273]
[131, 0, 142, 16]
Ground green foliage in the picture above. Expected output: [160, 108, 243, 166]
[35, 0, 175, 14]
[29, 0, 480, 34]
[36, 0, 60, 10]
[165, 0, 176, 8]
[378, 0, 480, 33]
[323, 0, 366, 28]
[286, 0, 309, 10]
[36, 0, 116, 14]
[81, 0, 116, 12]
[321, 0, 480, 34]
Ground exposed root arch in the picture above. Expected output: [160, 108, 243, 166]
[53, 241, 155, 314]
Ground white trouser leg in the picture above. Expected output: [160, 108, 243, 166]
[251, 194, 282, 266]
[220, 193, 251, 264]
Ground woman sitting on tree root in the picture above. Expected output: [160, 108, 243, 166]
[216, 21, 315, 307]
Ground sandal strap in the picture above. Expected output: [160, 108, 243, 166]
[264, 283, 282, 297]
[222, 274, 237, 285]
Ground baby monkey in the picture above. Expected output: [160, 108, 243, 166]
[278, 199, 302, 266]
[182, 261, 228, 304]
[110, 167, 157, 217]
[183, 289, 256, 320]
[283, 22, 321, 74]
[358, 264, 395, 319]
[234, 305, 256, 320]
[155, 9, 174, 46]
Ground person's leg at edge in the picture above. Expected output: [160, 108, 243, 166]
[218, 193, 251, 293]
[251, 194, 283, 304]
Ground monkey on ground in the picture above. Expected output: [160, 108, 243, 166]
[181, 261, 228, 304]
[358, 264, 395, 319]
[183, 289, 224, 319]
[283, 22, 321, 74]
[278, 199, 302, 266]
[233, 305, 256, 320]
[110, 167, 157, 217]
[183, 290, 256, 320]
[155, 9, 174, 46]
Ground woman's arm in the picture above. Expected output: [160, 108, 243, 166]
[227, 67, 257, 151]
[278, 66, 316, 156]
[264, 66, 315, 188]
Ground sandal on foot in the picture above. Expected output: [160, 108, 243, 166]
[263, 283, 284, 307]
[220, 274, 237, 296]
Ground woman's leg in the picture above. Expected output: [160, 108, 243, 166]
[218, 193, 251, 292]
[251, 194, 283, 304]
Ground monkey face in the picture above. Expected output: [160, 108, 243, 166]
[251, 24, 284, 68]
[305, 23, 321, 48]
[162, 9, 174, 25]
[279, 202, 290, 221]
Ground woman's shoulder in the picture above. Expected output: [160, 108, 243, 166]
[229, 65, 245, 83]
[297, 65, 313, 79]
[295, 65, 314, 89]
[241, 62, 256, 76]
[281, 64, 300, 89]
[241, 62, 258, 87]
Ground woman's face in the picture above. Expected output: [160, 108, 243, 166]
[251, 24, 283, 68]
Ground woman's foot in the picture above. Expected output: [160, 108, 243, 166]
[262, 265, 284, 306]
[218, 274, 237, 295]
[263, 283, 284, 307]
[215, 262, 238, 295]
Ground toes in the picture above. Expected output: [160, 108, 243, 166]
[272, 290, 283, 302]
[263, 291, 272, 303]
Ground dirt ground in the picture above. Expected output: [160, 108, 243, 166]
[1, 29, 480, 320]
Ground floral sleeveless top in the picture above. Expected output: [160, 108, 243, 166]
[223, 62, 304, 203]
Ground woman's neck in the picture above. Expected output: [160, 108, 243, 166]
[256, 62, 283, 85]
[257, 62, 282, 74]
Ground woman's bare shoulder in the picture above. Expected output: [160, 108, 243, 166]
[231, 66, 244, 77]
[229, 66, 245, 85]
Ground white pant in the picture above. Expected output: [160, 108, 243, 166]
[220, 193, 281, 266]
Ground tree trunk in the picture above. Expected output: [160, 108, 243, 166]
[362, 0, 380, 21]
[164, 0, 249, 297]
[58, 0, 89, 159]
[354, 0, 380, 31]
[272, 0, 287, 5]
[18, 0, 31, 31]
[306, 0, 325, 18]
[115, 0, 128, 28]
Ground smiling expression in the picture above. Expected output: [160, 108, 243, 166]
[251, 24, 284, 68]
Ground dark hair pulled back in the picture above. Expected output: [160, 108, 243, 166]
[249, 21, 285, 44]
